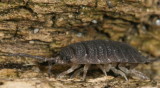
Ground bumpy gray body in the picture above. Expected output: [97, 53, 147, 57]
[59, 40, 148, 64]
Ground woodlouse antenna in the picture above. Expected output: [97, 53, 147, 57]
[5, 53, 68, 64]
[6, 53, 54, 62]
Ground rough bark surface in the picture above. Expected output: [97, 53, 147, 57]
[0, 0, 160, 88]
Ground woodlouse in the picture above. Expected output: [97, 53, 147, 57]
[7, 40, 154, 81]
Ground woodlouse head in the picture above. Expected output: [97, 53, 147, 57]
[51, 56, 71, 64]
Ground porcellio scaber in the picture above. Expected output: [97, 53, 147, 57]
[8, 40, 151, 81]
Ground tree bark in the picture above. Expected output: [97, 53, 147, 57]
[0, 0, 160, 88]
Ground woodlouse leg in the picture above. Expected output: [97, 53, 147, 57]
[56, 64, 81, 79]
[70, 67, 83, 78]
[82, 64, 90, 81]
[104, 64, 112, 73]
[118, 64, 149, 80]
[47, 61, 53, 77]
[130, 69, 150, 80]
[110, 67, 128, 81]
[97, 65, 107, 76]
[118, 65, 130, 74]
[97, 64, 112, 76]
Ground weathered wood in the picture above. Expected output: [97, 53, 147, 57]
[0, 0, 160, 87]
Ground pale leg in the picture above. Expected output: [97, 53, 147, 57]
[57, 64, 81, 79]
[104, 64, 112, 72]
[97, 64, 107, 76]
[130, 69, 149, 80]
[82, 64, 90, 81]
[70, 67, 83, 78]
[118, 64, 149, 80]
[111, 67, 128, 81]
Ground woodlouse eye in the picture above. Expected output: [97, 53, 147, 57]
[63, 56, 71, 62]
